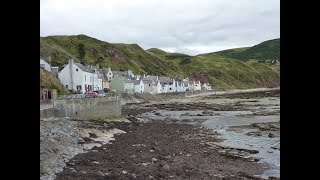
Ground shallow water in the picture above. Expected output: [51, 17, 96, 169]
[216, 128, 280, 178]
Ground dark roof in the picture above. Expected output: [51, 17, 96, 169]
[74, 63, 94, 73]
[141, 75, 159, 81]
[142, 79, 153, 84]
[159, 77, 173, 83]
[133, 80, 142, 85]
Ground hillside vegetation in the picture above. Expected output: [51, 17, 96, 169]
[40, 68, 70, 95]
[213, 39, 280, 61]
[40, 35, 280, 90]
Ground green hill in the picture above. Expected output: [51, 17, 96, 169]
[213, 38, 280, 61]
[40, 35, 180, 76]
[40, 35, 280, 90]
[40, 68, 70, 95]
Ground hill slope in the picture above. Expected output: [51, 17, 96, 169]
[40, 68, 70, 95]
[40, 35, 180, 76]
[40, 35, 279, 90]
[213, 38, 280, 61]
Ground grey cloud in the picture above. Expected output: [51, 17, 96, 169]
[41, 0, 279, 55]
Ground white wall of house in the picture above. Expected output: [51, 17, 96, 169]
[40, 59, 51, 72]
[124, 82, 135, 94]
[153, 81, 162, 94]
[182, 78, 191, 91]
[161, 84, 168, 93]
[192, 80, 202, 91]
[165, 79, 176, 93]
[134, 80, 145, 93]
[107, 67, 113, 82]
[202, 83, 212, 90]
[92, 72, 103, 91]
[58, 59, 103, 93]
[81, 71, 93, 92]
[58, 63, 72, 90]
[175, 81, 183, 92]
[143, 81, 154, 93]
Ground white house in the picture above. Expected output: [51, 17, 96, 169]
[202, 83, 212, 90]
[175, 79, 184, 92]
[182, 78, 191, 91]
[106, 66, 113, 82]
[40, 58, 51, 72]
[58, 58, 103, 93]
[159, 77, 176, 93]
[134, 79, 144, 93]
[140, 75, 156, 94]
[153, 80, 162, 94]
[192, 80, 202, 91]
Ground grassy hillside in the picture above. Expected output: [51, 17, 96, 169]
[40, 35, 180, 76]
[165, 53, 279, 90]
[213, 39, 280, 61]
[40, 35, 279, 90]
[40, 68, 70, 95]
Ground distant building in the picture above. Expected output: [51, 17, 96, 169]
[140, 75, 161, 94]
[109, 75, 134, 94]
[106, 66, 113, 82]
[134, 79, 144, 93]
[51, 67, 59, 77]
[192, 80, 201, 91]
[175, 79, 184, 92]
[202, 83, 212, 91]
[159, 77, 176, 93]
[40, 58, 51, 72]
[182, 78, 191, 91]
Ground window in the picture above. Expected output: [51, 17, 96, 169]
[76, 68, 78, 71]
[65, 85, 68, 88]
[149, 84, 151, 87]
[76, 85, 82, 91]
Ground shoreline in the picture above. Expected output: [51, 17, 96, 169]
[41, 89, 280, 179]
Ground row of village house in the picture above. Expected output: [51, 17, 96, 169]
[40, 58, 212, 94]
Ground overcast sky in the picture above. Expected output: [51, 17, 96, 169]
[40, 0, 279, 55]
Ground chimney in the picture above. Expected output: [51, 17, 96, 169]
[68, 57, 74, 65]
[143, 74, 146, 78]
[81, 59, 85, 65]
[96, 64, 99, 69]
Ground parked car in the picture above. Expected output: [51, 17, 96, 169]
[85, 91, 100, 98]
[94, 90, 106, 97]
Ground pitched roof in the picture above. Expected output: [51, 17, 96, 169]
[74, 63, 94, 73]
[159, 76, 173, 84]
[133, 80, 142, 85]
[115, 75, 134, 83]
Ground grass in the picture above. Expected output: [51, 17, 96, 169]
[40, 68, 70, 95]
